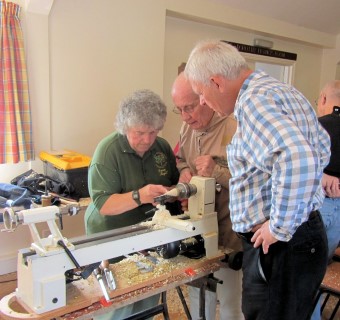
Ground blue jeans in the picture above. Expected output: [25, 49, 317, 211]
[241, 211, 328, 320]
[321, 197, 340, 260]
[310, 197, 340, 320]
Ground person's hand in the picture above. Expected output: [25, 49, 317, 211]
[139, 184, 169, 206]
[251, 220, 278, 254]
[195, 155, 216, 177]
[179, 168, 192, 183]
[180, 198, 188, 212]
[322, 173, 340, 198]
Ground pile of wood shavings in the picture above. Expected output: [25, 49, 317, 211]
[112, 252, 188, 285]
[61, 256, 220, 319]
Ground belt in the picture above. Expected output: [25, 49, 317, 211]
[236, 210, 319, 243]
[236, 231, 254, 243]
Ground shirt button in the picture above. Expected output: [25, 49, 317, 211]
[311, 248, 316, 253]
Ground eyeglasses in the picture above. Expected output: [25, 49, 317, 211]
[172, 102, 199, 115]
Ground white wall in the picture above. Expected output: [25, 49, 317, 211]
[48, 0, 167, 155]
[320, 34, 340, 87]
[0, 0, 339, 275]
[0, 0, 338, 181]
[162, 16, 324, 146]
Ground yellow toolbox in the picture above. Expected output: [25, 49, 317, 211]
[39, 150, 91, 198]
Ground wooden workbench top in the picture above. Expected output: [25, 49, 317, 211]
[0, 252, 223, 320]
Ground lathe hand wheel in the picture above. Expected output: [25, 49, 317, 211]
[224, 251, 243, 270]
[156, 241, 181, 259]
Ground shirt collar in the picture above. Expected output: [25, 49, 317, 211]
[235, 70, 267, 118]
[194, 112, 228, 134]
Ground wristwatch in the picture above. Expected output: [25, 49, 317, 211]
[132, 190, 141, 206]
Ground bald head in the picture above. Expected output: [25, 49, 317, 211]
[171, 72, 197, 104]
[171, 73, 214, 129]
[317, 80, 340, 116]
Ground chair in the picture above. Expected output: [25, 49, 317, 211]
[311, 260, 340, 320]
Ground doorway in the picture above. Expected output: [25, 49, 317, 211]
[243, 53, 295, 85]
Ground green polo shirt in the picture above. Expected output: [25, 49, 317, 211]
[85, 132, 179, 235]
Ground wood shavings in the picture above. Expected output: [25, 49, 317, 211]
[114, 253, 173, 285]
[140, 220, 165, 230]
[0, 253, 223, 320]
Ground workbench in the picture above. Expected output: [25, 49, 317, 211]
[0, 253, 223, 320]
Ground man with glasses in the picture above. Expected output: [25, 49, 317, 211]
[171, 72, 243, 320]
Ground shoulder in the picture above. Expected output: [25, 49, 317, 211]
[96, 132, 120, 149]
[92, 132, 122, 164]
[319, 114, 339, 133]
[319, 114, 335, 127]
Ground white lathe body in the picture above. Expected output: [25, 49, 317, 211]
[1, 177, 220, 315]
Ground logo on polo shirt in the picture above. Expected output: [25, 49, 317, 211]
[154, 152, 168, 176]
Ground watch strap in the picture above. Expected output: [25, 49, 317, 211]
[132, 190, 141, 206]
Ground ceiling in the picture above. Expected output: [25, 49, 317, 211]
[212, 0, 340, 36]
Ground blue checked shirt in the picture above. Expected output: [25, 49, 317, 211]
[227, 71, 330, 241]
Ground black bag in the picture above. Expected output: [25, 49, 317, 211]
[11, 169, 77, 199]
[46, 179, 75, 198]
[10, 169, 45, 195]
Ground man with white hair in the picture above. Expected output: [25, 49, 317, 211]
[184, 39, 330, 320]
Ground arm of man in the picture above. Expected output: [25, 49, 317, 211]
[195, 155, 231, 188]
[195, 155, 216, 177]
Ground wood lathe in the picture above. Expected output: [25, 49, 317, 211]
[0, 177, 227, 319]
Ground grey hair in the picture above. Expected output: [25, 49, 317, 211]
[184, 40, 249, 85]
[115, 89, 167, 134]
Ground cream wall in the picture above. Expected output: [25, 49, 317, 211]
[162, 16, 324, 146]
[0, 0, 339, 274]
[0, 0, 339, 181]
[48, 0, 166, 155]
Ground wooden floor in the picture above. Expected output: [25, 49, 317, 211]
[154, 286, 190, 320]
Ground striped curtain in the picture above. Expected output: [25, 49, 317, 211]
[0, 1, 34, 164]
